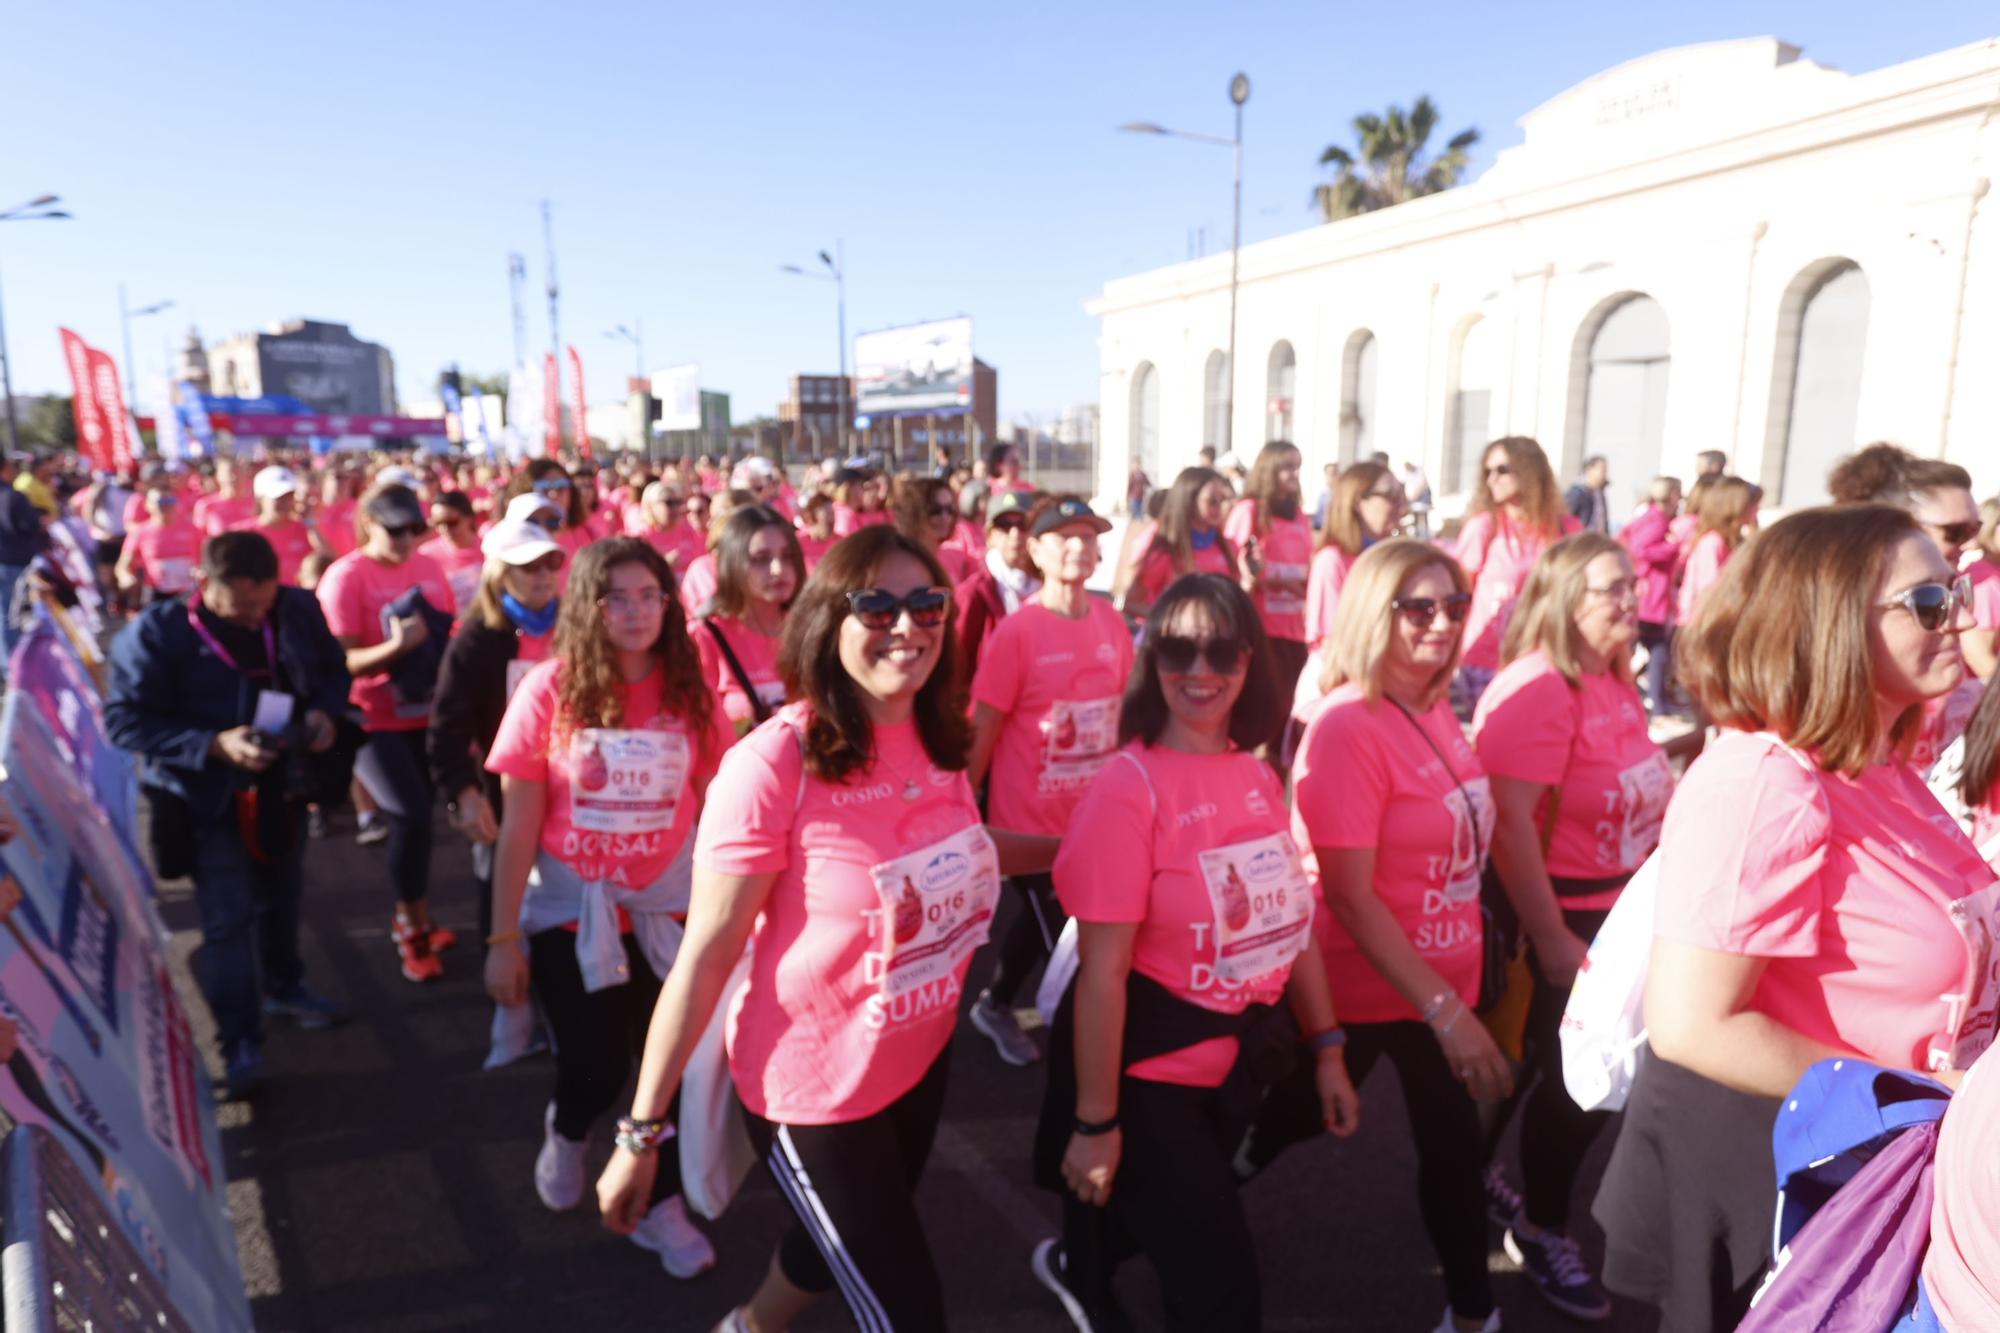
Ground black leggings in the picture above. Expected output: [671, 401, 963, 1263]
[528, 929, 679, 1205]
[985, 872, 1064, 1007]
[353, 728, 434, 906]
[1247, 1019, 1493, 1321]
[1264, 637, 1309, 753]
[1062, 1076, 1260, 1332]
[744, 1052, 951, 1333]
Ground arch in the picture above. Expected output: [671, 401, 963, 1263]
[1562, 292, 1670, 503]
[1444, 315, 1498, 494]
[1338, 329, 1378, 466]
[1202, 350, 1230, 450]
[1762, 259, 1870, 508]
[1265, 340, 1296, 442]
[1130, 361, 1161, 483]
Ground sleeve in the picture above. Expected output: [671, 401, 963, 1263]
[1456, 514, 1493, 580]
[1223, 498, 1257, 547]
[103, 615, 213, 771]
[315, 559, 365, 639]
[1293, 704, 1394, 850]
[692, 724, 797, 876]
[427, 628, 487, 795]
[1052, 754, 1155, 924]
[1472, 667, 1574, 786]
[1651, 739, 1830, 958]
[1973, 568, 2000, 632]
[1304, 547, 1343, 650]
[969, 615, 1023, 714]
[484, 660, 559, 783]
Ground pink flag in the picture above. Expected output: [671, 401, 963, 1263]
[543, 353, 561, 458]
[86, 348, 136, 475]
[58, 328, 112, 471]
[566, 346, 590, 461]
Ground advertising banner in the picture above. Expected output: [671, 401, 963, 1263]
[567, 345, 589, 461]
[58, 329, 113, 473]
[84, 348, 136, 475]
[854, 317, 973, 416]
[543, 353, 561, 457]
[505, 361, 539, 462]
[177, 383, 215, 458]
[652, 365, 701, 432]
[467, 389, 497, 458]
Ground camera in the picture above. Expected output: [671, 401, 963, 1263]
[252, 726, 313, 804]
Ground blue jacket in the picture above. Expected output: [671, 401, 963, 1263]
[0, 486, 45, 566]
[104, 587, 352, 820]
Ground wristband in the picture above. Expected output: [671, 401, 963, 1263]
[1307, 1026, 1348, 1053]
[615, 1115, 675, 1155]
[1072, 1115, 1119, 1137]
[1420, 990, 1453, 1023]
[485, 930, 522, 946]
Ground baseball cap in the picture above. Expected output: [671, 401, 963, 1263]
[985, 490, 1034, 526]
[481, 517, 564, 567]
[253, 466, 303, 500]
[363, 485, 426, 531]
[1030, 496, 1112, 538]
[377, 464, 423, 489]
[504, 492, 564, 528]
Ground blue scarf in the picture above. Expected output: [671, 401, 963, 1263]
[1190, 528, 1219, 551]
[501, 592, 558, 637]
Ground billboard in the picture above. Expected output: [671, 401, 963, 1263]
[854, 317, 972, 416]
[652, 365, 702, 431]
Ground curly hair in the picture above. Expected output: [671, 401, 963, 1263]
[889, 472, 955, 550]
[778, 525, 970, 782]
[552, 537, 712, 742]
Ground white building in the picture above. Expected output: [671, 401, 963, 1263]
[1089, 37, 2000, 518]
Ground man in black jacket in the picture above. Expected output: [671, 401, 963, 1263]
[0, 454, 47, 662]
[104, 531, 353, 1097]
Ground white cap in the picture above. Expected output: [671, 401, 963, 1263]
[504, 492, 563, 527]
[376, 464, 423, 489]
[252, 466, 302, 500]
[480, 518, 564, 567]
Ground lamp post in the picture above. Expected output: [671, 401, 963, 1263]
[605, 322, 644, 387]
[119, 286, 174, 419]
[1120, 71, 1250, 452]
[0, 194, 72, 454]
[606, 323, 646, 458]
[779, 241, 847, 454]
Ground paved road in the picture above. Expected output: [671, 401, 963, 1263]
[156, 811, 1662, 1333]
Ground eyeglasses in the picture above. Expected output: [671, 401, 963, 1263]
[845, 586, 950, 630]
[1391, 593, 1473, 627]
[1921, 519, 1981, 548]
[597, 589, 669, 616]
[1483, 464, 1512, 479]
[1153, 635, 1246, 675]
[1880, 576, 1972, 633]
[1582, 580, 1638, 604]
[431, 517, 465, 530]
[532, 479, 572, 495]
[378, 522, 424, 539]
[993, 517, 1027, 534]
[663, 498, 686, 510]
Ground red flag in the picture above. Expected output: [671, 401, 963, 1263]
[566, 346, 590, 461]
[543, 352, 561, 458]
[58, 328, 113, 471]
[87, 348, 136, 475]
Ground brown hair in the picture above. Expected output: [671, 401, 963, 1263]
[1677, 504, 1922, 777]
[1242, 441, 1302, 532]
[1119, 574, 1282, 751]
[1977, 495, 2000, 565]
[710, 504, 806, 619]
[1319, 461, 1396, 557]
[551, 537, 712, 742]
[1827, 442, 1973, 509]
[1321, 538, 1469, 710]
[1695, 476, 1762, 551]
[1145, 466, 1240, 578]
[1501, 531, 1636, 686]
[1958, 666, 2000, 815]
[497, 459, 583, 529]
[889, 472, 954, 549]
[1468, 436, 1565, 539]
[777, 525, 970, 782]
[705, 488, 754, 552]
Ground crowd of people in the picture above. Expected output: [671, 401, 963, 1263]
[0, 424, 1985, 1333]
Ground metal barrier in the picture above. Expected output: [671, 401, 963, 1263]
[0, 1124, 190, 1333]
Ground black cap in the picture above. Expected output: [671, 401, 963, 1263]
[1030, 496, 1113, 538]
[364, 484, 426, 530]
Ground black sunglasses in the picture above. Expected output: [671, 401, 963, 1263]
[1392, 593, 1473, 627]
[1154, 635, 1246, 675]
[377, 521, 425, 539]
[1924, 519, 1981, 548]
[1881, 576, 1972, 633]
[1483, 464, 1512, 479]
[846, 586, 950, 630]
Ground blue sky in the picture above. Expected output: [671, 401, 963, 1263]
[2, 2, 1991, 425]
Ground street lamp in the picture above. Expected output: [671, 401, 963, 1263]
[0, 194, 73, 454]
[779, 241, 847, 454]
[119, 285, 174, 419]
[605, 322, 644, 388]
[1121, 71, 1250, 452]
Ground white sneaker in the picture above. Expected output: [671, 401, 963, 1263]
[631, 1194, 717, 1279]
[1429, 1307, 1501, 1333]
[533, 1103, 587, 1211]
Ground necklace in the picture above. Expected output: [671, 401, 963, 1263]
[873, 747, 925, 803]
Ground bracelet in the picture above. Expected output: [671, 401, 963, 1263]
[1072, 1115, 1119, 1137]
[1307, 1026, 1348, 1053]
[1435, 1005, 1466, 1037]
[1420, 990, 1453, 1023]
[485, 930, 522, 946]
[615, 1115, 675, 1155]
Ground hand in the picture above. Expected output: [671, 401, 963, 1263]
[0, 874, 20, 919]
[1061, 1128, 1121, 1207]
[1316, 1051, 1361, 1137]
[597, 1142, 661, 1235]
[1434, 1004, 1515, 1102]
[0, 797, 18, 844]
[302, 709, 336, 754]
[484, 943, 529, 1008]
[1530, 928, 1592, 991]
[388, 613, 429, 655]
[210, 726, 277, 773]
[452, 789, 499, 844]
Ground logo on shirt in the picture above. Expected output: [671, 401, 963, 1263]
[1035, 651, 1076, 667]
[831, 783, 895, 808]
[1244, 787, 1271, 819]
[1176, 802, 1218, 829]
[1095, 643, 1118, 665]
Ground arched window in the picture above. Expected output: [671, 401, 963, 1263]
[1575, 294, 1670, 501]
[1202, 350, 1229, 450]
[1265, 341, 1296, 442]
[1445, 316, 1497, 493]
[1130, 362, 1160, 483]
[1766, 262, 1870, 508]
[1339, 330, 1377, 466]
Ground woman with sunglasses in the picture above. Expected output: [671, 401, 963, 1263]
[1293, 461, 1404, 721]
[1674, 475, 1759, 627]
[628, 481, 704, 571]
[1122, 466, 1253, 621]
[1454, 437, 1580, 712]
[965, 496, 1132, 1068]
[596, 526, 1057, 1333]
[675, 488, 752, 619]
[500, 460, 593, 562]
[114, 484, 202, 604]
[1468, 532, 1672, 1322]
[1224, 442, 1314, 751]
[1241, 537, 1511, 1333]
[1595, 506, 1996, 1333]
[484, 538, 735, 1277]
[955, 490, 1041, 668]
[893, 473, 976, 583]
[418, 491, 485, 617]
[317, 484, 461, 982]
[1031, 572, 1359, 1333]
[693, 505, 805, 734]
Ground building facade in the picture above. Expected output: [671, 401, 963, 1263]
[779, 374, 854, 458]
[1089, 37, 2000, 517]
[207, 319, 396, 416]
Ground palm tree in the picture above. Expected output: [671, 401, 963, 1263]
[1313, 96, 1479, 222]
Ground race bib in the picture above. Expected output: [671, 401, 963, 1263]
[568, 728, 690, 834]
[870, 824, 1000, 1000]
[1615, 751, 1674, 868]
[1042, 696, 1120, 791]
[1932, 879, 2000, 1073]
[446, 563, 480, 612]
[153, 556, 194, 593]
[1197, 832, 1314, 983]
[1264, 561, 1308, 617]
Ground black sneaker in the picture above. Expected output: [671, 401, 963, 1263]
[1504, 1225, 1611, 1322]
[1031, 1239, 1133, 1333]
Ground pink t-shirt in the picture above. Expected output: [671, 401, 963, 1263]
[797, 531, 836, 571]
[257, 520, 317, 586]
[634, 519, 705, 571]
[485, 658, 732, 887]
[1293, 684, 1494, 1022]
[127, 521, 202, 594]
[1676, 530, 1731, 625]
[1224, 500, 1312, 643]
[971, 599, 1135, 837]
[318, 500, 359, 557]
[693, 615, 786, 728]
[1457, 510, 1582, 670]
[315, 549, 457, 732]
[1056, 745, 1313, 1086]
[936, 544, 975, 584]
[194, 494, 256, 536]
[696, 703, 998, 1125]
[1472, 652, 1671, 903]
[1135, 540, 1233, 606]
[1925, 1048, 2000, 1331]
[678, 553, 718, 618]
[1619, 503, 1680, 626]
[418, 536, 486, 618]
[1968, 557, 2000, 632]
[1303, 544, 1359, 653]
[1653, 729, 2000, 1074]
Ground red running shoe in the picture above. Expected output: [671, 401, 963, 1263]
[393, 914, 442, 983]
[428, 925, 458, 953]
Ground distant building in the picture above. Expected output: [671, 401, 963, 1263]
[661, 390, 730, 460]
[852, 358, 997, 471]
[207, 319, 396, 415]
[779, 374, 854, 460]
[174, 327, 210, 393]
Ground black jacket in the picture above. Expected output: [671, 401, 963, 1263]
[427, 615, 529, 812]
[0, 486, 46, 566]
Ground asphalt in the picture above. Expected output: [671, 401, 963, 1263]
[153, 808, 1665, 1333]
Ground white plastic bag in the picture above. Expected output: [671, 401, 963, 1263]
[677, 953, 757, 1220]
[1037, 917, 1079, 1027]
[1559, 851, 1659, 1113]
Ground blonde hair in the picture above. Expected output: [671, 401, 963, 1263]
[1320, 538, 1468, 709]
[1645, 475, 1681, 507]
[1501, 532, 1635, 686]
[1319, 461, 1394, 557]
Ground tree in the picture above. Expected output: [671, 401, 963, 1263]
[1313, 96, 1479, 222]
[17, 395, 76, 452]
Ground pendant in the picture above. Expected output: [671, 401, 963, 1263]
[902, 779, 921, 803]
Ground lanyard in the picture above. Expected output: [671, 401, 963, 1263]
[187, 602, 275, 679]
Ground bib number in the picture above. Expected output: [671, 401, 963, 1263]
[447, 564, 480, 612]
[154, 556, 193, 593]
[1932, 879, 2000, 1073]
[1042, 696, 1120, 792]
[1198, 832, 1314, 983]
[1263, 561, 1307, 617]
[870, 824, 1000, 999]
[1614, 752, 1673, 868]
[569, 728, 690, 835]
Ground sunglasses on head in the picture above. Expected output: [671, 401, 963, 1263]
[845, 586, 950, 630]
[1392, 593, 1473, 627]
[1153, 635, 1246, 675]
[1881, 576, 1972, 633]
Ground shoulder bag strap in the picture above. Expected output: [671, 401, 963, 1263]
[702, 617, 775, 725]
[1385, 695, 1485, 849]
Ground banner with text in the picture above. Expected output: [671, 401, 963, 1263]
[84, 347, 136, 475]
[58, 329, 114, 473]
[566, 346, 589, 461]
[543, 353, 561, 457]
